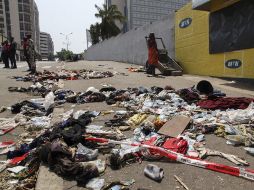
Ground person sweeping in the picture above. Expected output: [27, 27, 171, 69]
[147, 33, 159, 76]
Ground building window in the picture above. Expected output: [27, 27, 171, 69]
[18, 4, 23, 11]
[20, 23, 24, 30]
[23, 5, 30, 12]
[24, 14, 30, 22]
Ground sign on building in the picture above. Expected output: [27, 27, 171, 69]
[192, 0, 210, 9]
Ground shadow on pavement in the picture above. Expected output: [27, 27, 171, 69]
[216, 77, 254, 91]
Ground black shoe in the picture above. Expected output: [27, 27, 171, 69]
[26, 69, 31, 72]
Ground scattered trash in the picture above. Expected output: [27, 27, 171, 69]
[144, 164, 164, 182]
[0, 141, 15, 148]
[28, 116, 51, 129]
[0, 106, 7, 113]
[174, 175, 190, 190]
[158, 115, 191, 137]
[245, 147, 254, 156]
[8, 180, 19, 184]
[76, 143, 99, 161]
[86, 137, 254, 181]
[0, 146, 15, 155]
[7, 166, 27, 174]
[12, 69, 114, 82]
[196, 80, 214, 95]
[103, 179, 135, 190]
[119, 126, 131, 131]
[194, 144, 249, 165]
[86, 178, 105, 190]
[2, 78, 254, 190]
[196, 134, 205, 142]
[86, 159, 106, 174]
[127, 67, 145, 72]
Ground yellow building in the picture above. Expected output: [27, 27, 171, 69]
[175, 0, 254, 78]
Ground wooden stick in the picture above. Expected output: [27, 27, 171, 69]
[174, 175, 190, 190]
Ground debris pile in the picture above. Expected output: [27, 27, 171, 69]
[1, 80, 254, 189]
[12, 69, 114, 82]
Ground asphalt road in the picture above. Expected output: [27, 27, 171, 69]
[0, 60, 254, 190]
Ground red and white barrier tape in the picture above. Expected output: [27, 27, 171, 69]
[85, 137, 254, 181]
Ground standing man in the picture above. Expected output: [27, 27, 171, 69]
[147, 33, 159, 76]
[9, 37, 17, 69]
[2, 41, 10, 68]
[26, 34, 36, 74]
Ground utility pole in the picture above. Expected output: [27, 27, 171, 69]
[60, 32, 73, 50]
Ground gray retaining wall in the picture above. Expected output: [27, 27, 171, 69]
[85, 13, 175, 66]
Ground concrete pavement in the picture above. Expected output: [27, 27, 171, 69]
[0, 60, 254, 190]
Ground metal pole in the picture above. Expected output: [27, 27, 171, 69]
[66, 36, 68, 50]
[60, 32, 72, 51]
[1, 28, 3, 43]
[86, 30, 88, 49]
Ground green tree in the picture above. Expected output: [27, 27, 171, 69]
[56, 49, 74, 61]
[95, 4, 126, 40]
[90, 22, 101, 45]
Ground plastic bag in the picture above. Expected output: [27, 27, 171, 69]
[44, 92, 55, 110]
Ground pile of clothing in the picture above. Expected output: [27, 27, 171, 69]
[12, 69, 114, 82]
[2, 80, 254, 189]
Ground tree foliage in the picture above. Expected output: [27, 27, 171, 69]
[90, 23, 101, 45]
[89, 4, 126, 45]
[56, 49, 74, 61]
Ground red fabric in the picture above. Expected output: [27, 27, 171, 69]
[143, 137, 158, 145]
[9, 153, 29, 165]
[148, 48, 159, 65]
[148, 38, 158, 65]
[2, 44, 9, 52]
[197, 97, 254, 110]
[143, 137, 188, 155]
[23, 41, 28, 50]
[0, 127, 15, 135]
[162, 138, 188, 154]
[0, 141, 15, 148]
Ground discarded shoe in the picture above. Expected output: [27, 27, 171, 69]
[144, 164, 164, 182]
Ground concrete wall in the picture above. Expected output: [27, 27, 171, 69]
[85, 13, 175, 66]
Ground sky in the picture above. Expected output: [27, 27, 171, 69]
[35, 0, 104, 54]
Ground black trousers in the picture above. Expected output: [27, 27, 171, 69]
[10, 53, 16, 68]
[25, 55, 31, 69]
[2, 55, 9, 68]
[147, 64, 156, 75]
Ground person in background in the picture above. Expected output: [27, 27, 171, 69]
[9, 37, 17, 69]
[26, 34, 36, 74]
[2, 40, 10, 68]
[147, 33, 159, 76]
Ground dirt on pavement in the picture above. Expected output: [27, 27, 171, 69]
[0, 60, 254, 190]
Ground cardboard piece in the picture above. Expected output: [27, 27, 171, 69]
[158, 115, 191, 137]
